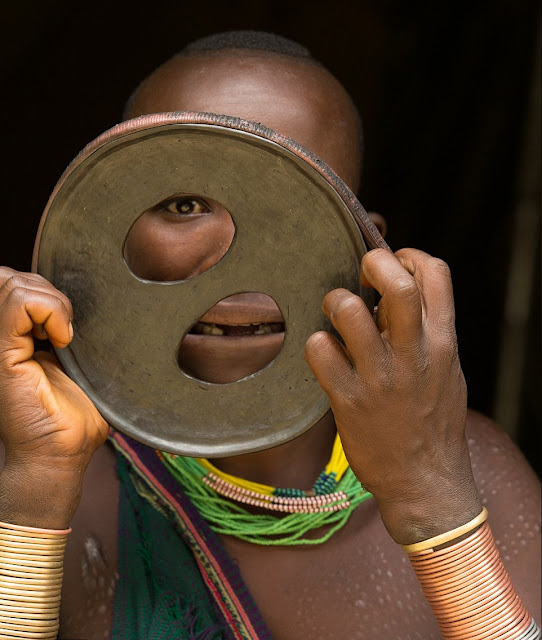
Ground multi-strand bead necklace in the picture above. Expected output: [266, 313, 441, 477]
[159, 433, 373, 545]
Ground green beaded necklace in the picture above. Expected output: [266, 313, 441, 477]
[158, 434, 373, 546]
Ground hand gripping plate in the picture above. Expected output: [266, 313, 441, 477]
[33, 112, 389, 457]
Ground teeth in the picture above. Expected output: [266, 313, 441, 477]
[200, 323, 224, 336]
[254, 324, 273, 335]
[194, 321, 284, 336]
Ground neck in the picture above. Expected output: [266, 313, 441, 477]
[209, 410, 337, 490]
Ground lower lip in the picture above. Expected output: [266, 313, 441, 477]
[178, 331, 286, 383]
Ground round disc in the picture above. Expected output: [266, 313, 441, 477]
[33, 112, 388, 457]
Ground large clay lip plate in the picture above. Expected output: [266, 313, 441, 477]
[33, 112, 389, 457]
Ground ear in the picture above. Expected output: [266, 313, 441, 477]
[367, 212, 387, 238]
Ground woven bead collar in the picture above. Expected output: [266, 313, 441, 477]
[158, 433, 373, 545]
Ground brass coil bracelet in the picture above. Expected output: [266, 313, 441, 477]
[0, 521, 70, 639]
[404, 510, 541, 639]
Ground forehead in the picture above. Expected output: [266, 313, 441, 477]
[128, 52, 361, 190]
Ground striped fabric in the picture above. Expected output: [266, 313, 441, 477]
[110, 430, 271, 640]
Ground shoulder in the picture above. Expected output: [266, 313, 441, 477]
[465, 409, 541, 624]
[465, 408, 540, 498]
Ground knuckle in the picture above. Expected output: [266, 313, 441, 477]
[361, 247, 387, 268]
[1, 273, 61, 296]
[388, 275, 419, 300]
[330, 379, 360, 411]
[428, 257, 452, 278]
[370, 361, 396, 393]
[5, 284, 29, 306]
[5, 285, 62, 315]
[333, 294, 364, 322]
[304, 331, 330, 359]
[429, 324, 459, 348]
[4, 275, 33, 293]
[0, 266, 17, 283]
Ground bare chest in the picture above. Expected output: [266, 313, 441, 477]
[218, 506, 441, 640]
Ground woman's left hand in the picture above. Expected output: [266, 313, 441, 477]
[304, 247, 482, 545]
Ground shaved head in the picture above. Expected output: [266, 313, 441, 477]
[123, 32, 363, 191]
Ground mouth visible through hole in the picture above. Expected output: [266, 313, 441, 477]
[190, 321, 285, 336]
[178, 293, 286, 383]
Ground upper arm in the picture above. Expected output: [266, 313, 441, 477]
[466, 409, 541, 625]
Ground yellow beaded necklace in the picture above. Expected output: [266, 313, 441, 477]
[159, 433, 373, 545]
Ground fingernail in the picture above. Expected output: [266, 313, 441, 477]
[68, 321, 74, 339]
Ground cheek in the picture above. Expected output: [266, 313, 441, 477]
[124, 212, 235, 281]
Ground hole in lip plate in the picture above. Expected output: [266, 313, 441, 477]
[179, 292, 286, 384]
[123, 193, 235, 283]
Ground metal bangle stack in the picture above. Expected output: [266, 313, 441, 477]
[0, 521, 69, 640]
[403, 510, 541, 639]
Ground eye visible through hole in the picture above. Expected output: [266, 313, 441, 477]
[124, 193, 235, 282]
[161, 196, 210, 216]
[178, 293, 286, 384]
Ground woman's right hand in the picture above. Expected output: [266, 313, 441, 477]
[0, 267, 109, 528]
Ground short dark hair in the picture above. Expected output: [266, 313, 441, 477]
[181, 30, 315, 60]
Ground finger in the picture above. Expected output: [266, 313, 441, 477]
[0, 288, 73, 365]
[304, 330, 354, 396]
[0, 273, 73, 349]
[321, 288, 387, 369]
[394, 248, 456, 336]
[360, 248, 422, 349]
[0, 272, 73, 319]
[31, 323, 49, 341]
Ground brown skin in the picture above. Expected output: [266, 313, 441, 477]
[0, 51, 540, 639]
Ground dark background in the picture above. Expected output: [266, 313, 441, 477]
[2, 1, 540, 474]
